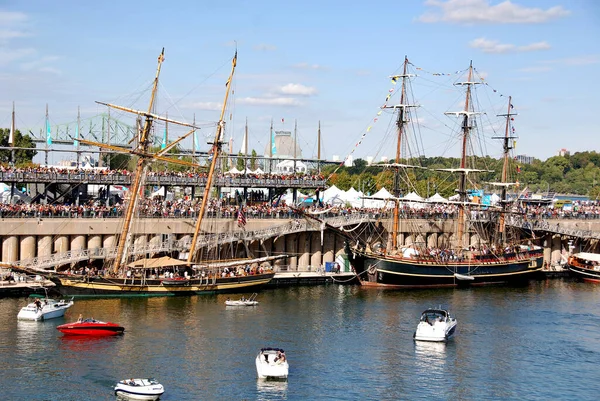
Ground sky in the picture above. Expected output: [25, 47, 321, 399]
[1, 0, 599, 165]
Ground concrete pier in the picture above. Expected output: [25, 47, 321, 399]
[2, 217, 599, 270]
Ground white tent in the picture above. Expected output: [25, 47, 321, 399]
[401, 191, 425, 209]
[226, 167, 243, 175]
[426, 193, 448, 203]
[0, 185, 32, 204]
[372, 187, 393, 199]
[489, 193, 501, 205]
[275, 159, 307, 174]
[253, 167, 265, 175]
[150, 186, 174, 201]
[402, 192, 424, 202]
[323, 185, 345, 204]
[343, 187, 365, 207]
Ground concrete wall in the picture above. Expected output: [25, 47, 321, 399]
[2, 217, 598, 267]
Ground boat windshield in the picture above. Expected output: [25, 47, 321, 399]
[421, 310, 447, 322]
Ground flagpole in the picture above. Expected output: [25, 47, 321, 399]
[76, 106, 81, 167]
[45, 103, 49, 166]
[10, 101, 15, 166]
[107, 107, 111, 168]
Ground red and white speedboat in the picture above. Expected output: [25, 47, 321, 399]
[56, 318, 124, 336]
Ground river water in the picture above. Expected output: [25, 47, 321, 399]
[2, 279, 600, 400]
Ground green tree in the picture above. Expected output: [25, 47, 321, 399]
[250, 149, 257, 170]
[236, 152, 245, 170]
[0, 128, 37, 165]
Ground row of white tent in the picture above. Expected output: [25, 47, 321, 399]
[225, 167, 266, 175]
[286, 185, 502, 209]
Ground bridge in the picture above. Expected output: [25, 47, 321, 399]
[0, 171, 326, 190]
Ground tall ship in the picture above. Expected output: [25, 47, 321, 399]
[346, 57, 543, 288]
[19, 49, 280, 297]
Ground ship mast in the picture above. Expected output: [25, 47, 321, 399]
[187, 51, 238, 263]
[383, 56, 417, 250]
[443, 61, 482, 249]
[495, 96, 517, 243]
[112, 48, 165, 274]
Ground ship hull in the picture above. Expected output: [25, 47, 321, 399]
[348, 246, 544, 288]
[48, 273, 275, 298]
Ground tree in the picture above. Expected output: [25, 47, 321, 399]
[250, 149, 257, 170]
[0, 128, 37, 165]
[236, 152, 245, 170]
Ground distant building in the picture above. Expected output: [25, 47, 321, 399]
[558, 148, 570, 157]
[381, 156, 389, 163]
[332, 155, 340, 162]
[515, 154, 534, 165]
[263, 131, 302, 159]
[366, 156, 374, 165]
[344, 155, 354, 167]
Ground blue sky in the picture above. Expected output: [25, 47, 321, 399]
[1, 0, 599, 164]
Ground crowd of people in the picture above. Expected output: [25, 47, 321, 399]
[0, 195, 598, 221]
[0, 165, 326, 182]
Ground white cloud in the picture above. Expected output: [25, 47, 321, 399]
[238, 97, 302, 106]
[292, 62, 325, 70]
[253, 43, 276, 51]
[419, 0, 570, 24]
[0, 11, 30, 45]
[469, 37, 551, 53]
[180, 101, 223, 111]
[517, 66, 552, 73]
[21, 55, 60, 71]
[0, 47, 35, 65]
[518, 41, 551, 52]
[279, 83, 317, 96]
[543, 55, 600, 66]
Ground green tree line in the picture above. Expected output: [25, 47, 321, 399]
[322, 152, 600, 200]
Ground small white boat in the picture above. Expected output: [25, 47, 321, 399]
[225, 293, 259, 306]
[413, 308, 457, 342]
[114, 378, 164, 400]
[256, 348, 289, 380]
[17, 294, 74, 321]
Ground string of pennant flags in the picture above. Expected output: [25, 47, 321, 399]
[327, 75, 403, 180]
[328, 63, 522, 182]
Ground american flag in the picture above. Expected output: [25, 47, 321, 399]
[237, 207, 246, 227]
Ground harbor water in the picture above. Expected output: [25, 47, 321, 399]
[2, 280, 600, 400]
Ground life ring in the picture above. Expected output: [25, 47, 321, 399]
[367, 265, 377, 275]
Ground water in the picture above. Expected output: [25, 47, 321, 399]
[2, 280, 600, 400]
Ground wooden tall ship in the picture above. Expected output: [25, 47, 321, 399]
[346, 58, 543, 288]
[42, 49, 281, 297]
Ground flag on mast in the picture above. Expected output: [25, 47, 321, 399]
[237, 207, 246, 227]
[74, 124, 79, 147]
[46, 118, 52, 145]
[161, 127, 167, 150]
[9, 112, 14, 146]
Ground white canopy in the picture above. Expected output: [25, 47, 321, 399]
[150, 186, 174, 200]
[226, 167, 243, 175]
[372, 187, 393, 199]
[275, 159, 307, 173]
[402, 192, 424, 202]
[426, 193, 448, 203]
[323, 185, 344, 204]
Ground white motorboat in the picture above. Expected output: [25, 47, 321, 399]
[225, 293, 259, 306]
[256, 348, 289, 380]
[17, 294, 74, 321]
[413, 308, 457, 342]
[114, 378, 164, 400]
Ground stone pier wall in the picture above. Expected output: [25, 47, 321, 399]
[2, 217, 599, 269]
